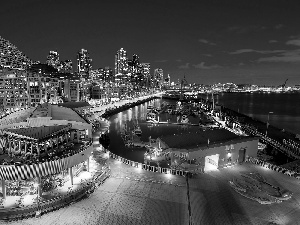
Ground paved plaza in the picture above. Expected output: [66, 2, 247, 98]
[1, 99, 300, 225]
[1, 157, 300, 225]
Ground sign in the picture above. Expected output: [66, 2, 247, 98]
[207, 158, 218, 167]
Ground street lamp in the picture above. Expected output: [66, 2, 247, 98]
[266, 112, 273, 136]
[33, 183, 41, 218]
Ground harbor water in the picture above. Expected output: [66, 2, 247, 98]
[107, 93, 300, 164]
[204, 92, 300, 135]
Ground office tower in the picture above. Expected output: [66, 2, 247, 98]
[60, 60, 73, 73]
[0, 36, 32, 69]
[153, 68, 163, 88]
[46, 51, 60, 69]
[77, 49, 92, 79]
[140, 63, 151, 87]
[114, 48, 129, 84]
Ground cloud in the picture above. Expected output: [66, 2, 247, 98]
[203, 54, 212, 57]
[286, 39, 300, 47]
[198, 39, 216, 45]
[155, 59, 167, 63]
[229, 49, 284, 54]
[269, 40, 278, 43]
[257, 49, 300, 62]
[193, 62, 221, 69]
[176, 59, 182, 62]
[275, 24, 284, 29]
[178, 63, 190, 69]
[227, 25, 266, 34]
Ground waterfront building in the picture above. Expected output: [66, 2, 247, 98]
[157, 128, 259, 172]
[77, 49, 92, 80]
[0, 103, 92, 201]
[0, 69, 60, 111]
[63, 78, 83, 102]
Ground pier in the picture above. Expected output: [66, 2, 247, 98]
[160, 95, 300, 164]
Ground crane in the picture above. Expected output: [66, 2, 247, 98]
[278, 79, 288, 92]
[282, 79, 288, 88]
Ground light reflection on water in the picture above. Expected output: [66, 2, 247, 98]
[107, 93, 300, 163]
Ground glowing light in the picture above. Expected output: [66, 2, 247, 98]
[165, 172, 172, 178]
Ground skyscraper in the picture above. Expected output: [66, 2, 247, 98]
[153, 68, 163, 88]
[114, 48, 129, 84]
[77, 49, 92, 79]
[46, 51, 60, 70]
[140, 63, 151, 87]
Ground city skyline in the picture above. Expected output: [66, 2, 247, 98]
[1, 0, 300, 85]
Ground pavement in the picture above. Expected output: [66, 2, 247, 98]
[1, 97, 300, 224]
[1, 155, 300, 225]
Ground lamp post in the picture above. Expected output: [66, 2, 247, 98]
[266, 112, 273, 136]
[33, 183, 41, 218]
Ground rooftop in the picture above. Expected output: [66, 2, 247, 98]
[51, 105, 88, 124]
[58, 101, 91, 109]
[159, 128, 254, 150]
[5, 124, 71, 141]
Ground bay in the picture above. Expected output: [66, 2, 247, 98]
[203, 92, 300, 135]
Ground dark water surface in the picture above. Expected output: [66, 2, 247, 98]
[107, 93, 300, 163]
[204, 92, 300, 135]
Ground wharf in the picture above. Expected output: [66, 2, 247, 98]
[161, 96, 300, 163]
[146, 121, 199, 126]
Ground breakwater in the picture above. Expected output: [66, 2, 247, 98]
[179, 96, 300, 164]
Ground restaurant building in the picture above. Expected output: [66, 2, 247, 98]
[0, 103, 93, 200]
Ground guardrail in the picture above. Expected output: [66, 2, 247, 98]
[108, 151, 190, 177]
[245, 156, 300, 179]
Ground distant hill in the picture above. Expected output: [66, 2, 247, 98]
[0, 35, 32, 69]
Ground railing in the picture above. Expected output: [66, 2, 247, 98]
[245, 156, 300, 179]
[0, 167, 110, 221]
[108, 151, 190, 177]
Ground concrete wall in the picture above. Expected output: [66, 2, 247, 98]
[186, 138, 259, 168]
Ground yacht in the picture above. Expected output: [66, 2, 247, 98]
[132, 125, 142, 136]
[146, 112, 158, 123]
[181, 115, 189, 124]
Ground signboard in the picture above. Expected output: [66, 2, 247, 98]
[207, 158, 218, 167]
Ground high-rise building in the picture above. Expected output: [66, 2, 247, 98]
[104, 67, 113, 83]
[77, 49, 92, 79]
[114, 48, 129, 84]
[0, 36, 32, 69]
[140, 63, 151, 87]
[153, 68, 163, 88]
[46, 51, 60, 69]
[0, 69, 60, 110]
[60, 59, 73, 73]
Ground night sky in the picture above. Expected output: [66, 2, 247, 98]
[1, 0, 300, 85]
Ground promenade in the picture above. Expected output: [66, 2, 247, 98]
[1, 96, 300, 224]
[1, 153, 300, 225]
